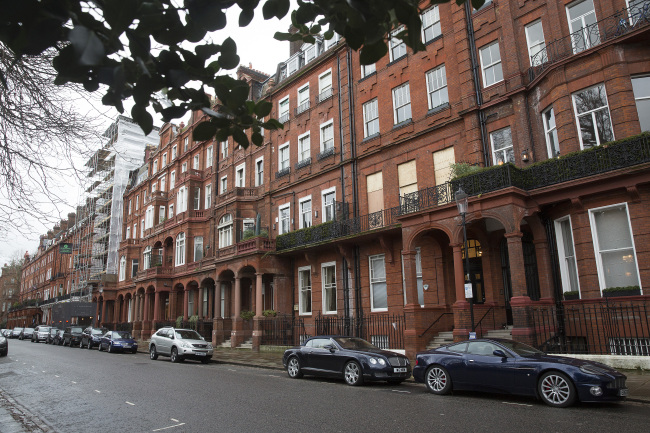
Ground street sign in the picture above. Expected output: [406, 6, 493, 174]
[59, 243, 73, 254]
[464, 283, 473, 298]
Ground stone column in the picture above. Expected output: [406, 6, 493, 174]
[198, 287, 204, 318]
[143, 293, 150, 322]
[255, 273, 263, 317]
[401, 250, 419, 306]
[506, 231, 535, 345]
[153, 291, 161, 321]
[234, 278, 241, 317]
[534, 239, 555, 300]
[207, 287, 214, 319]
[95, 301, 101, 327]
[183, 289, 189, 320]
[212, 281, 223, 347]
[100, 300, 107, 327]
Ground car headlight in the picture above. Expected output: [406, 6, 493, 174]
[180, 341, 193, 348]
[378, 358, 386, 366]
[580, 364, 608, 376]
[207, 343, 213, 350]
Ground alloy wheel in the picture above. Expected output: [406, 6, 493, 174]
[344, 361, 362, 386]
[540, 373, 574, 407]
[426, 366, 451, 394]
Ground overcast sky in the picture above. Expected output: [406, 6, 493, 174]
[0, 5, 292, 268]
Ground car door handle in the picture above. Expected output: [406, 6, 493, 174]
[468, 359, 475, 362]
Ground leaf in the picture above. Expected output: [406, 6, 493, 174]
[251, 132, 263, 146]
[104, 0, 138, 34]
[274, 31, 292, 41]
[193, 121, 218, 141]
[232, 128, 249, 148]
[359, 41, 388, 65]
[68, 25, 106, 66]
[195, 43, 221, 61]
[254, 100, 272, 117]
[239, 8, 255, 27]
[131, 105, 154, 135]
[161, 105, 188, 121]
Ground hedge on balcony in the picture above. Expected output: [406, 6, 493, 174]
[276, 221, 336, 250]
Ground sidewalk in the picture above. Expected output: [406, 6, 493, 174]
[211, 348, 650, 404]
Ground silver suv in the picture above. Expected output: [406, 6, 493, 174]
[31, 325, 52, 343]
[149, 327, 213, 364]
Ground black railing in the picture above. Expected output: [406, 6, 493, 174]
[529, 2, 650, 82]
[276, 206, 401, 250]
[418, 312, 453, 338]
[315, 314, 406, 350]
[317, 146, 336, 160]
[402, 134, 650, 215]
[259, 315, 305, 346]
[275, 167, 290, 179]
[531, 302, 650, 356]
[154, 319, 213, 340]
[475, 307, 496, 335]
[317, 88, 334, 103]
[295, 157, 311, 170]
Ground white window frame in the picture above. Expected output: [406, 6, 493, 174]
[255, 156, 264, 186]
[279, 203, 291, 235]
[145, 205, 154, 229]
[159, 174, 166, 192]
[490, 127, 515, 165]
[175, 232, 186, 266]
[181, 161, 187, 173]
[303, 42, 318, 64]
[235, 163, 245, 188]
[206, 145, 213, 168]
[221, 140, 229, 158]
[322, 261, 337, 314]
[279, 142, 290, 171]
[162, 152, 167, 167]
[479, 41, 503, 87]
[298, 265, 312, 315]
[361, 63, 376, 78]
[170, 171, 176, 189]
[220, 176, 227, 194]
[320, 119, 334, 151]
[193, 154, 200, 170]
[172, 145, 177, 160]
[152, 159, 158, 174]
[566, 0, 599, 54]
[525, 20, 546, 67]
[168, 204, 174, 219]
[588, 203, 642, 293]
[632, 75, 650, 132]
[421, 6, 442, 43]
[119, 256, 126, 281]
[392, 82, 412, 125]
[322, 187, 336, 223]
[193, 187, 200, 210]
[177, 186, 188, 213]
[363, 99, 379, 138]
[425, 64, 449, 110]
[126, 226, 131, 240]
[143, 246, 152, 270]
[543, 107, 560, 157]
[369, 254, 388, 312]
[298, 132, 311, 162]
[159, 205, 166, 223]
[554, 216, 581, 295]
[194, 236, 203, 262]
[218, 214, 233, 248]
[278, 96, 290, 123]
[318, 69, 332, 100]
[389, 27, 407, 61]
[183, 136, 189, 151]
[297, 83, 310, 114]
[299, 195, 312, 229]
[205, 184, 212, 209]
[571, 84, 614, 149]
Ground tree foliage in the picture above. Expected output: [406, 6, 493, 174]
[0, 0, 482, 148]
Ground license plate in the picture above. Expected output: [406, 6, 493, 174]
[196, 352, 206, 356]
[124, 344, 131, 348]
[393, 367, 407, 373]
[619, 388, 629, 397]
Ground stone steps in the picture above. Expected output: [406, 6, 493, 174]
[485, 326, 513, 339]
[426, 331, 454, 350]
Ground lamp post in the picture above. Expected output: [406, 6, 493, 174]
[455, 187, 475, 334]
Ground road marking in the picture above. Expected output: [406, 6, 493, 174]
[22, 363, 25, 365]
[268, 375, 281, 378]
[228, 369, 237, 372]
[170, 418, 179, 422]
[392, 390, 410, 393]
[152, 423, 185, 431]
[501, 402, 533, 407]
[42, 371, 46, 373]
[95, 390, 101, 393]
[126, 401, 135, 406]
[71, 381, 77, 384]
[55, 375, 60, 378]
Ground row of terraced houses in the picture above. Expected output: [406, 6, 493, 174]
[7, 0, 650, 358]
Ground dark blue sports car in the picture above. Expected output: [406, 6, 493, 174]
[413, 338, 628, 407]
[283, 336, 411, 386]
[98, 331, 138, 354]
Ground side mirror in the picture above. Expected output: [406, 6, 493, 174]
[323, 344, 336, 353]
[493, 349, 507, 358]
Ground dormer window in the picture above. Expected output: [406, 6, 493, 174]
[302, 41, 321, 64]
[286, 52, 302, 76]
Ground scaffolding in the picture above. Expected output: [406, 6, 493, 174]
[69, 116, 160, 296]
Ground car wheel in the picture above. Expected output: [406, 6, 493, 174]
[425, 365, 452, 395]
[149, 345, 158, 360]
[344, 361, 363, 386]
[287, 357, 303, 379]
[170, 347, 179, 363]
[108, 343, 113, 353]
[131, 349, 138, 354]
[539, 371, 576, 408]
[87, 341, 92, 349]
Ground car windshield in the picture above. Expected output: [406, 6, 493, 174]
[175, 330, 201, 340]
[71, 327, 83, 333]
[13, 327, 22, 331]
[50, 329, 58, 334]
[113, 331, 132, 339]
[92, 329, 107, 335]
[333, 337, 378, 350]
[24, 328, 34, 332]
[498, 340, 544, 356]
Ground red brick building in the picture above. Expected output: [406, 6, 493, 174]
[108, 0, 649, 357]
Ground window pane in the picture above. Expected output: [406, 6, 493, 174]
[574, 85, 607, 114]
[601, 249, 639, 287]
[594, 207, 632, 250]
[578, 115, 598, 148]
[372, 281, 388, 309]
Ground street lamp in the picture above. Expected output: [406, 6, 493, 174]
[455, 187, 475, 334]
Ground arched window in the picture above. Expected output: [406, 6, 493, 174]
[175, 233, 186, 266]
[218, 214, 233, 248]
[143, 246, 152, 270]
[119, 256, 126, 281]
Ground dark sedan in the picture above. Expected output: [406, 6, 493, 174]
[52, 329, 64, 345]
[81, 327, 109, 349]
[283, 336, 411, 386]
[413, 338, 628, 408]
[46, 328, 59, 344]
[0, 335, 7, 356]
[98, 331, 138, 353]
[62, 326, 84, 347]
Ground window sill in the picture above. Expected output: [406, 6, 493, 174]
[482, 79, 504, 90]
[387, 54, 407, 67]
[423, 34, 443, 47]
[362, 133, 381, 144]
[358, 71, 377, 83]
[392, 119, 413, 131]
[426, 102, 451, 117]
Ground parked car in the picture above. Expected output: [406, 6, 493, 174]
[283, 336, 411, 386]
[1, 329, 10, 337]
[10, 327, 23, 339]
[149, 327, 213, 363]
[0, 334, 7, 356]
[52, 329, 65, 345]
[81, 327, 109, 349]
[46, 328, 60, 344]
[62, 326, 84, 347]
[98, 331, 138, 353]
[31, 325, 52, 343]
[19, 328, 35, 340]
[413, 338, 629, 408]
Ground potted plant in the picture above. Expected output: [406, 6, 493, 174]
[262, 309, 277, 317]
[175, 315, 183, 328]
[188, 314, 199, 330]
[240, 310, 255, 321]
[563, 290, 580, 301]
[602, 286, 641, 298]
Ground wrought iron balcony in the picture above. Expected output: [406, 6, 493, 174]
[276, 167, 290, 179]
[399, 134, 650, 215]
[276, 207, 401, 251]
[295, 101, 310, 115]
[278, 113, 290, 124]
[317, 146, 336, 161]
[295, 157, 311, 170]
[528, 3, 650, 82]
[317, 88, 334, 103]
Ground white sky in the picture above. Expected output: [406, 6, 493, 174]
[0, 5, 292, 267]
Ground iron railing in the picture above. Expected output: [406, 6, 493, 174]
[295, 157, 311, 170]
[275, 167, 290, 179]
[528, 2, 650, 82]
[116, 322, 133, 333]
[259, 315, 305, 346]
[531, 302, 650, 356]
[276, 206, 401, 251]
[314, 313, 406, 350]
[475, 307, 496, 336]
[154, 319, 213, 340]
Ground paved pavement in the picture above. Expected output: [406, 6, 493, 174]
[210, 347, 650, 404]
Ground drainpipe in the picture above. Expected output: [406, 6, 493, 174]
[338, 49, 351, 322]
[464, 1, 490, 166]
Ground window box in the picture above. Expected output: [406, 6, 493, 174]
[602, 286, 641, 298]
[563, 291, 580, 301]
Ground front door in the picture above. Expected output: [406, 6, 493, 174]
[500, 238, 513, 326]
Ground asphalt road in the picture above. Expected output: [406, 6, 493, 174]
[1, 339, 649, 433]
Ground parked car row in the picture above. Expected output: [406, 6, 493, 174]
[9, 325, 139, 354]
[282, 336, 630, 408]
